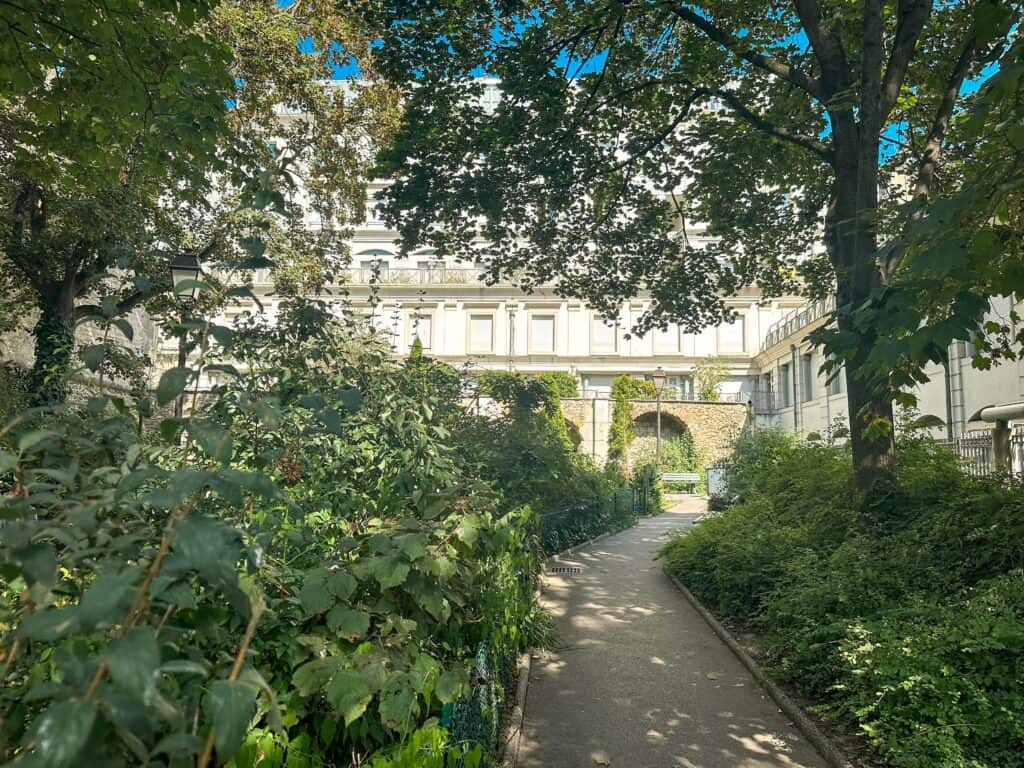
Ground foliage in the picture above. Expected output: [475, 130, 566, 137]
[630, 464, 664, 516]
[661, 429, 1024, 766]
[630, 431, 706, 493]
[0, 363, 29, 425]
[371, 0, 1019, 486]
[0, 298, 546, 766]
[535, 371, 579, 399]
[1, 0, 397, 405]
[464, 370, 629, 549]
[693, 357, 728, 402]
[607, 375, 657, 467]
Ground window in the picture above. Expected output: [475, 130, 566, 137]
[654, 325, 679, 354]
[801, 353, 814, 402]
[718, 314, 746, 354]
[669, 375, 693, 399]
[826, 363, 844, 396]
[779, 363, 792, 408]
[410, 314, 432, 349]
[468, 315, 494, 353]
[591, 317, 617, 353]
[357, 250, 391, 282]
[529, 314, 555, 353]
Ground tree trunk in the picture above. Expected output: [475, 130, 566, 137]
[29, 286, 76, 406]
[830, 140, 896, 494]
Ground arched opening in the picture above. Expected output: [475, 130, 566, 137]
[626, 411, 701, 477]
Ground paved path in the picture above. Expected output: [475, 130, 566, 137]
[518, 497, 827, 768]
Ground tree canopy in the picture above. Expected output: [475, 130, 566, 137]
[0, 0, 397, 404]
[371, 0, 1022, 490]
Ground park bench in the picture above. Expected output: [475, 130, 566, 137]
[661, 472, 701, 490]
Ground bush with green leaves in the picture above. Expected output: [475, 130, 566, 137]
[465, 370, 629, 550]
[660, 429, 1024, 767]
[0, 299, 545, 767]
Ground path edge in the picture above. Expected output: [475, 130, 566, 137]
[665, 569, 858, 768]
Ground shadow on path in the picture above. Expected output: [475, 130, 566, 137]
[518, 498, 827, 768]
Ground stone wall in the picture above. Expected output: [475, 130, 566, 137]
[561, 397, 749, 466]
[628, 400, 748, 463]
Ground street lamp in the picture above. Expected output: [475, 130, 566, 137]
[169, 251, 201, 300]
[652, 366, 667, 471]
[168, 252, 201, 418]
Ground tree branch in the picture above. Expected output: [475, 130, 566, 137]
[791, 0, 854, 110]
[713, 90, 834, 162]
[668, 5, 826, 101]
[913, 38, 976, 202]
[879, 0, 933, 120]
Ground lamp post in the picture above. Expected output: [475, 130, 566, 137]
[652, 366, 667, 471]
[168, 252, 200, 419]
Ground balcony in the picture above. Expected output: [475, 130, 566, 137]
[345, 266, 487, 286]
[760, 295, 836, 351]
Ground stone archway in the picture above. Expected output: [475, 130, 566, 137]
[626, 411, 694, 471]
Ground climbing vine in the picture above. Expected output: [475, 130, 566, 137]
[606, 375, 656, 467]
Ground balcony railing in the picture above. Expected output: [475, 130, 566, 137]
[344, 267, 487, 285]
[760, 295, 836, 351]
[250, 266, 488, 287]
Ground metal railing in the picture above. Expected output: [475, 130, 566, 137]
[249, 266, 487, 287]
[344, 266, 487, 286]
[539, 487, 639, 554]
[760, 295, 836, 351]
[953, 431, 996, 477]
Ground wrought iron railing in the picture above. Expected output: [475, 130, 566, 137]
[760, 295, 836, 351]
[249, 266, 487, 287]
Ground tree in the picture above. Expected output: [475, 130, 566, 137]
[371, 0, 1019, 493]
[1, 0, 398, 405]
[1, 0, 233, 404]
[694, 357, 729, 401]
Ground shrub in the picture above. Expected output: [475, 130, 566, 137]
[660, 428, 1024, 767]
[0, 300, 544, 766]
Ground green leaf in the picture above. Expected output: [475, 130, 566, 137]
[456, 516, 481, 547]
[80, 344, 106, 372]
[17, 430, 58, 454]
[79, 573, 136, 628]
[299, 569, 333, 616]
[379, 683, 417, 733]
[106, 627, 160, 697]
[156, 367, 190, 406]
[12, 544, 57, 589]
[436, 670, 466, 704]
[205, 680, 256, 760]
[292, 657, 342, 697]
[395, 533, 428, 560]
[17, 606, 80, 641]
[111, 318, 135, 341]
[325, 571, 357, 601]
[187, 419, 234, 464]
[375, 559, 410, 590]
[326, 670, 373, 726]
[337, 387, 362, 413]
[326, 606, 371, 640]
[159, 418, 182, 443]
[26, 700, 97, 768]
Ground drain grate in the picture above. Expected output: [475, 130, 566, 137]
[548, 566, 582, 574]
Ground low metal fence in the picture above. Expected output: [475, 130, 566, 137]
[538, 487, 639, 554]
[954, 431, 996, 477]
